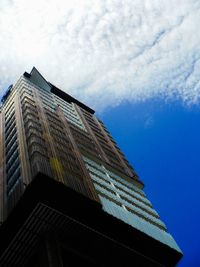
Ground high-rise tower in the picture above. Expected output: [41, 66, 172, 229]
[0, 68, 182, 266]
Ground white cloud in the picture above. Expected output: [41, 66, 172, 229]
[0, 0, 200, 111]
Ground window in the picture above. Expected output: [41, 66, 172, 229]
[82, 156, 165, 230]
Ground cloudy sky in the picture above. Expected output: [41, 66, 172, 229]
[0, 1, 200, 266]
[1, 0, 200, 110]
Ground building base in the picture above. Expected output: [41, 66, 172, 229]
[0, 173, 182, 266]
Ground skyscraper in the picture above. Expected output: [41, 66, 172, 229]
[0, 67, 182, 266]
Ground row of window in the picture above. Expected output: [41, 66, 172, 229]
[80, 107, 93, 120]
[86, 120, 127, 172]
[5, 112, 16, 137]
[98, 120, 135, 175]
[69, 125, 99, 157]
[56, 102, 77, 117]
[23, 78, 47, 95]
[38, 90, 86, 131]
[45, 108, 60, 122]
[20, 86, 34, 98]
[7, 167, 21, 195]
[38, 88, 52, 101]
[90, 126, 108, 144]
[53, 95, 86, 130]
[28, 142, 47, 157]
[96, 136, 110, 147]
[63, 109, 81, 123]
[22, 103, 38, 117]
[99, 195, 181, 252]
[88, 164, 145, 202]
[52, 131, 70, 146]
[21, 94, 35, 106]
[101, 144, 118, 158]
[88, 122, 101, 134]
[94, 183, 165, 229]
[5, 102, 15, 118]
[19, 78, 54, 179]
[83, 157, 144, 197]
[3, 85, 18, 116]
[83, 157, 166, 231]
[91, 174, 158, 217]
[21, 95, 48, 161]
[84, 118, 127, 172]
[53, 95, 74, 110]
[5, 124, 16, 143]
[71, 127, 98, 154]
[49, 125, 66, 139]
[21, 78, 87, 132]
[4, 105, 21, 196]
[106, 159, 125, 174]
[30, 151, 52, 178]
[40, 94, 56, 112]
[47, 119, 84, 179]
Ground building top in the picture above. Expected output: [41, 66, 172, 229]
[1, 67, 95, 115]
[24, 67, 95, 114]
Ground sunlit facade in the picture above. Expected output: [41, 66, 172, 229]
[0, 68, 182, 266]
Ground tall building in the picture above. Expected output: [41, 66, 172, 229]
[0, 67, 182, 266]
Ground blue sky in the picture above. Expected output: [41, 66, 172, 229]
[99, 99, 200, 267]
[0, 1, 200, 266]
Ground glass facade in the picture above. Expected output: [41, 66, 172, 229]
[83, 155, 181, 252]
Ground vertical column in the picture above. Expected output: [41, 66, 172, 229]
[74, 105, 109, 163]
[15, 90, 32, 187]
[3, 88, 25, 217]
[0, 110, 6, 222]
[96, 119, 144, 187]
[95, 118, 133, 177]
[33, 88, 63, 182]
[56, 106, 100, 202]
